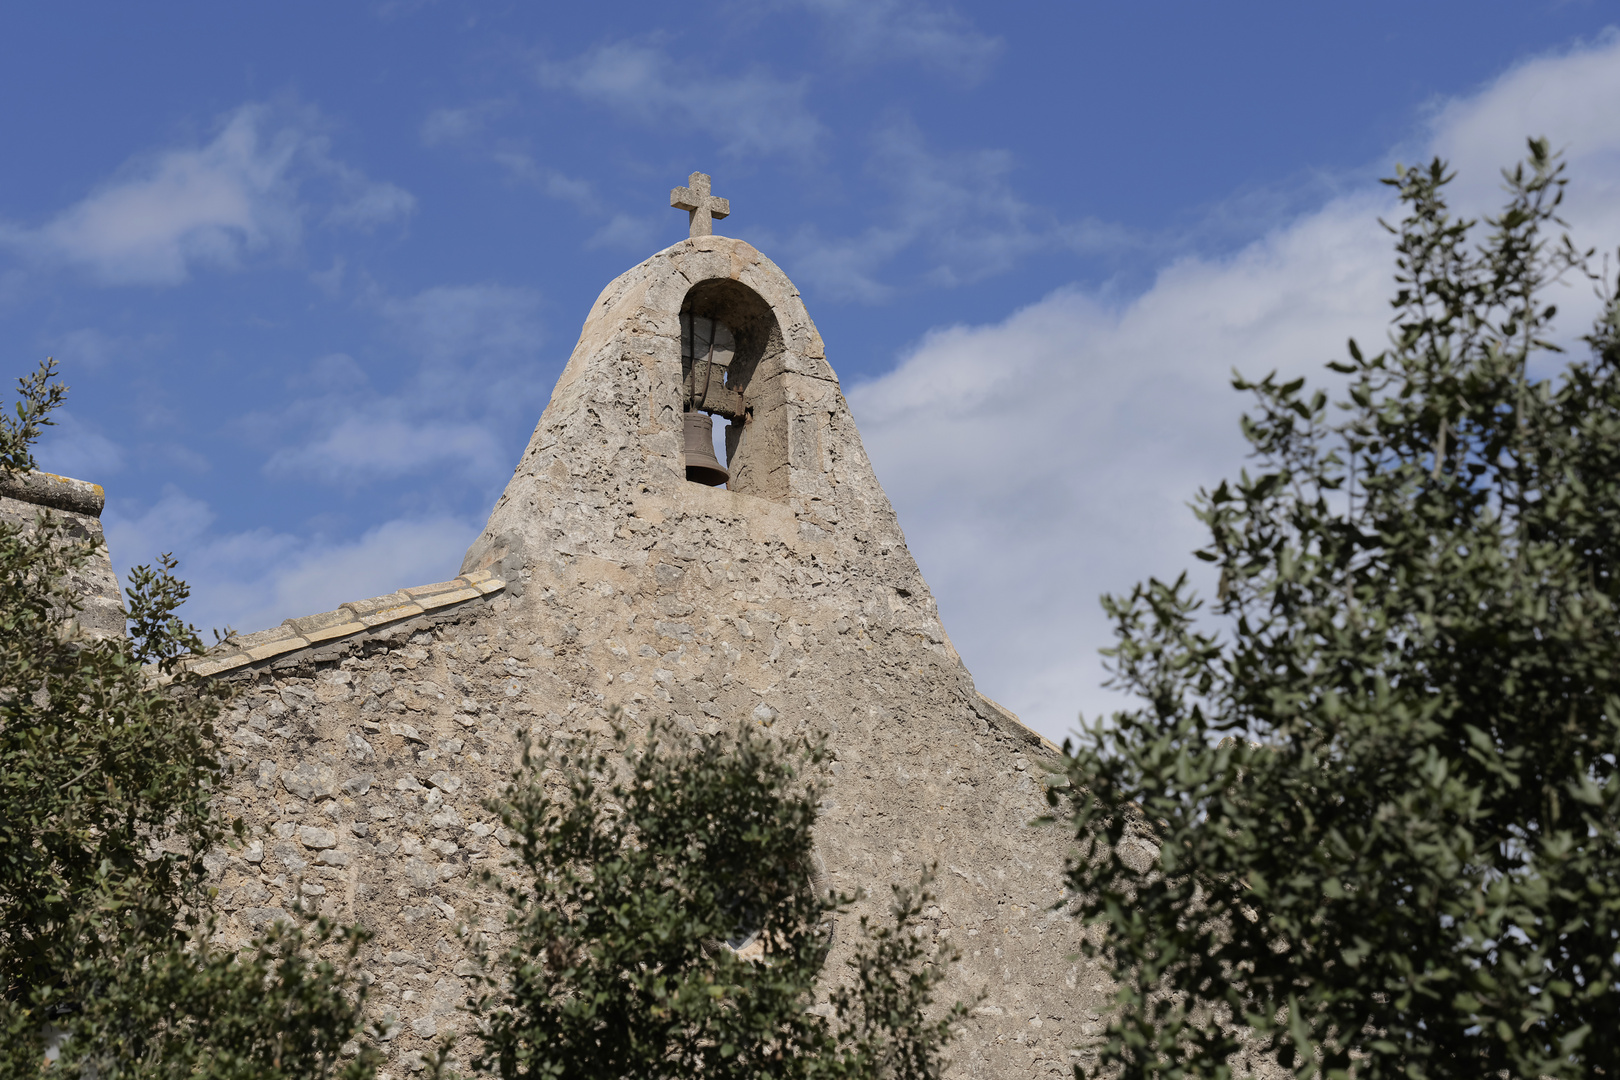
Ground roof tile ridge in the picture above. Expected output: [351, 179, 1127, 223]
[176, 572, 505, 679]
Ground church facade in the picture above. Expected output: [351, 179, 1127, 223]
[134, 187, 1112, 1077]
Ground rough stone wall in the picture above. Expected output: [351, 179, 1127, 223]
[0, 469, 123, 639]
[197, 236, 1110, 1078]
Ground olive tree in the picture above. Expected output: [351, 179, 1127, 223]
[1055, 142, 1620, 1078]
[473, 716, 967, 1080]
[0, 360, 377, 1079]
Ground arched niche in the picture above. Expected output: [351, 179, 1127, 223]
[680, 278, 790, 502]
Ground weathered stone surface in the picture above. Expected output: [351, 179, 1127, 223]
[192, 234, 1094, 1078]
[669, 171, 729, 238]
[0, 469, 104, 515]
[279, 763, 339, 801]
[296, 826, 338, 850]
[0, 471, 123, 640]
[244, 633, 312, 663]
[425, 771, 461, 794]
[286, 608, 359, 638]
[241, 907, 293, 931]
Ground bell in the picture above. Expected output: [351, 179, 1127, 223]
[683, 410, 729, 486]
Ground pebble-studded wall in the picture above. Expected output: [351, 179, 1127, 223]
[195, 235, 1117, 1078]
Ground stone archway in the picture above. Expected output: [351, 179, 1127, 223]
[680, 278, 790, 502]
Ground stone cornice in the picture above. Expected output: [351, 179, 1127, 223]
[182, 570, 505, 678]
[0, 469, 105, 517]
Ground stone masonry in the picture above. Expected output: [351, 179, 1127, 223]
[181, 233, 1112, 1077]
[0, 469, 124, 640]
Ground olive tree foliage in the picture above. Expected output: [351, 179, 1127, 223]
[471, 716, 967, 1080]
[1054, 142, 1620, 1079]
[0, 360, 377, 1078]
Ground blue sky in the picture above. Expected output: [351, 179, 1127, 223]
[4, 2, 1619, 742]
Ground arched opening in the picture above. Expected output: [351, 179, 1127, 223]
[680, 279, 789, 502]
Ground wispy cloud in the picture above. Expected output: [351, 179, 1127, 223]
[786, 0, 1002, 81]
[487, 152, 598, 211]
[36, 409, 125, 478]
[419, 100, 599, 212]
[0, 102, 415, 285]
[40, 326, 166, 371]
[264, 405, 509, 485]
[104, 487, 477, 637]
[375, 283, 547, 370]
[420, 102, 505, 146]
[587, 212, 660, 251]
[538, 40, 824, 157]
[371, 0, 442, 22]
[262, 284, 547, 486]
[325, 172, 416, 230]
[852, 32, 1620, 744]
[785, 119, 1134, 301]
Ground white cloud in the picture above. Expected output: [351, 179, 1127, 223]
[262, 285, 546, 486]
[0, 103, 414, 285]
[95, 283, 542, 635]
[785, 120, 1135, 301]
[852, 31, 1620, 746]
[104, 487, 477, 638]
[787, 0, 1002, 80]
[35, 410, 125, 478]
[853, 195, 1392, 742]
[309, 256, 346, 297]
[539, 41, 824, 157]
[375, 283, 546, 370]
[417, 101, 600, 214]
[243, 515, 477, 627]
[372, 0, 440, 19]
[587, 212, 659, 251]
[420, 103, 503, 146]
[41, 325, 162, 372]
[487, 152, 598, 211]
[1425, 28, 1620, 263]
[326, 176, 417, 230]
[266, 412, 507, 484]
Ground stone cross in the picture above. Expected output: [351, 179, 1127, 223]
[670, 172, 730, 238]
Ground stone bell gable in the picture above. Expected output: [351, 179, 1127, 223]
[463, 234, 888, 578]
[180, 221, 1106, 1077]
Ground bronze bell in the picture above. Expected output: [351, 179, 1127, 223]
[683, 410, 729, 486]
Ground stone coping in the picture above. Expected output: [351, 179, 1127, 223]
[182, 570, 505, 678]
[974, 693, 1063, 757]
[0, 469, 105, 517]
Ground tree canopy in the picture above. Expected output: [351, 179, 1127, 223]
[0, 360, 376, 1079]
[1054, 142, 1620, 1079]
[472, 716, 965, 1080]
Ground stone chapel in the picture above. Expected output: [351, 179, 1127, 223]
[45, 174, 1114, 1077]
